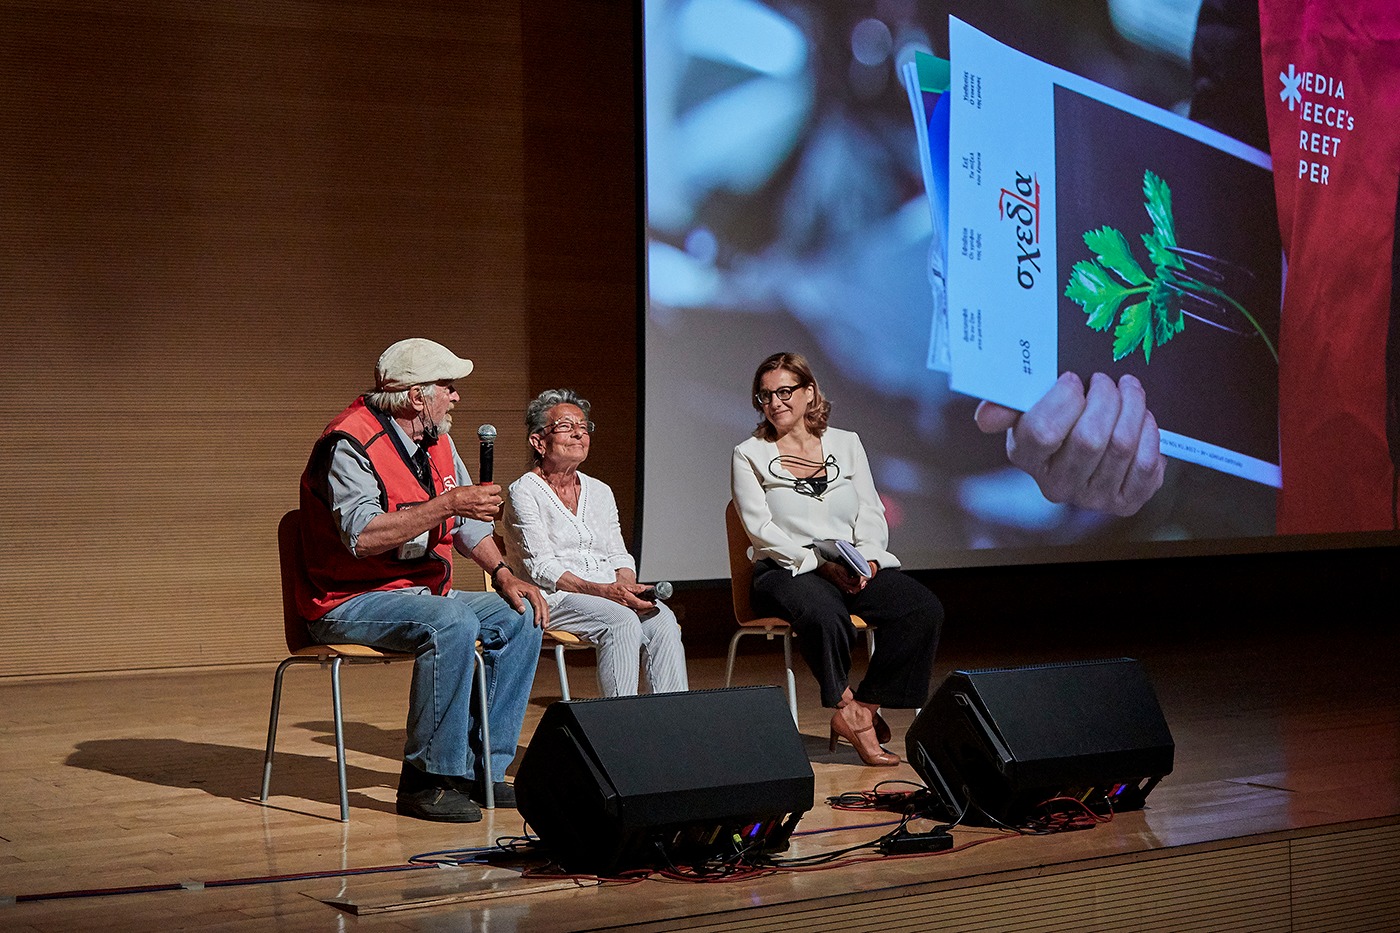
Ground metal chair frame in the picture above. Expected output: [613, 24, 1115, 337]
[260, 509, 493, 821]
[541, 629, 590, 700]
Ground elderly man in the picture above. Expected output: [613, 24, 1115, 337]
[295, 337, 547, 822]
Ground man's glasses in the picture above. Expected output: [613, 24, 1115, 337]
[543, 419, 595, 435]
[755, 384, 805, 406]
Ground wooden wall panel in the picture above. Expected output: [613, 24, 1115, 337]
[520, 1, 640, 539]
[0, 1, 530, 676]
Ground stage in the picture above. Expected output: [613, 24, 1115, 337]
[2, 626, 1397, 931]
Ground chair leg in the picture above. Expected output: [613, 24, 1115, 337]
[727, 629, 800, 726]
[866, 628, 876, 657]
[554, 643, 571, 702]
[474, 646, 493, 810]
[260, 657, 297, 803]
[330, 656, 349, 823]
[781, 632, 799, 726]
[724, 630, 745, 687]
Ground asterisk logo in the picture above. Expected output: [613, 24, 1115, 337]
[1279, 64, 1302, 111]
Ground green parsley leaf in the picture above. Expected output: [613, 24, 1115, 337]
[1083, 226, 1150, 286]
[1067, 169, 1271, 365]
[1066, 259, 1140, 331]
[1112, 299, 1152, 362]
[1142, 231, 1183, 272]
[1142, 171, 1177, 250]
[1149, 276, 1185, 348]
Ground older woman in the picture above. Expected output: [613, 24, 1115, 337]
[731, 352, 943, 766]
[503, 389, 688, 697]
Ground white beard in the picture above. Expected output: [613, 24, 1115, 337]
[418, 410, 452, 446]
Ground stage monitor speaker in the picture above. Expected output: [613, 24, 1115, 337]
[515, 686, 814, 875]
[906, 658, 1174, 827]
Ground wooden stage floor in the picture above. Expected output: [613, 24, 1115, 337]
[2, 627, 1397, 931]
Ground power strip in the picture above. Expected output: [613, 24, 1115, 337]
[878, 829, 954, 855]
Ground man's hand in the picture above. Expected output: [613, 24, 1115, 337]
[495, 570, 549, 628]
[974, 372, 1165, 517]
[442, 483, 503, 523]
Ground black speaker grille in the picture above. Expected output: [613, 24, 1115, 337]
[906, 658, 1174, 826]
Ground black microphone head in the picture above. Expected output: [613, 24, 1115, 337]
[477, 424, 496, 483]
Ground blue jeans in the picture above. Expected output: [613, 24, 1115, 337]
[310, 588, 543, 781]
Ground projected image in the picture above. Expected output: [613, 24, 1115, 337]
[1053, 86, 1282, 471]
[640, 0, 1397, 580]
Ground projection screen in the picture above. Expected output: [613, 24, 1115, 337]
[638, 0, 1399, 581]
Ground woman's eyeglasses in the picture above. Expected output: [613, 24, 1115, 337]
[543, 419, 595, 435]
[755, 384, 805, 406]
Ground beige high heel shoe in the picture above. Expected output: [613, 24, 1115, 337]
[829, 710, 899, 767]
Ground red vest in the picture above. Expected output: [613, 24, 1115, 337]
[296, 398, 459, 620]
[1261, 0, 1400, 532]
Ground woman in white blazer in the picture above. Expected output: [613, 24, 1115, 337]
[731, 353, 942, 766]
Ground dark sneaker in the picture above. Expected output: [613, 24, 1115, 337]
[396, 762, 482, 822]
[475, 779, 516, 809]
[395, 786, 483, 823]
[444, 775, 517, 808]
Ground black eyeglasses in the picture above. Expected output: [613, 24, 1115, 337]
[755, 384, 805, 406]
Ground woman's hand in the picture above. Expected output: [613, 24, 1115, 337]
[557, 571, 657, 612]
[817, 561, 867, 595]
[596, 581, 657, 612]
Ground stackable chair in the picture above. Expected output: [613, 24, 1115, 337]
[260, 509, 493, 820]
[722, 501, 874, 725]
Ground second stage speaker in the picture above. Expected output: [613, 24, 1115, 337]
[515, 686, 814, 875]
[906, 658, 1174, 826]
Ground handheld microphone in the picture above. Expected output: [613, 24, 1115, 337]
[637, 581, 673, 602]
[477, 424, 496, 484]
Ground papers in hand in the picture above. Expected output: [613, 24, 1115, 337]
[906, 20, 1283, 489]
[812, 539, 872, 578]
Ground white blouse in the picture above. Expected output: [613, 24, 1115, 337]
[502, 471, 635, 608]
[731, 427, 899, 576]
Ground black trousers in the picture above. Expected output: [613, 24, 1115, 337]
[751, 560, 943, 709]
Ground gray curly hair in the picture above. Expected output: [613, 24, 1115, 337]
[525, 388, 592, 464]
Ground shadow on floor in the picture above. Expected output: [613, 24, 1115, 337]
[64, 737, 399, 815]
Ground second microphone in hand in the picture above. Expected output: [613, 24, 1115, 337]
[636, 581, 673, 602]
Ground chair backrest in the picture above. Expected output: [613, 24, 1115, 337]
[724, 501, 760, 624]
[277, 509, 315, 653]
